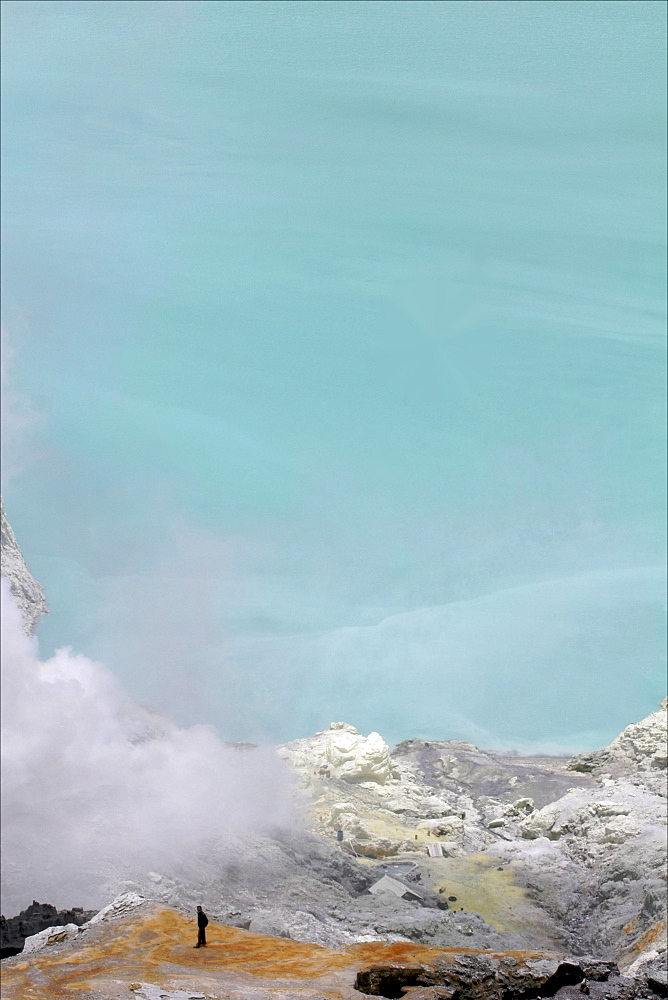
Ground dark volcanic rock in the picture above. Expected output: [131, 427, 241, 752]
[353, 953, 629, 999]
[645, 969, 668, 998]
[355, 965, 430, 998]
[0, 901, 96, 958]
[391, 739, 596, 810]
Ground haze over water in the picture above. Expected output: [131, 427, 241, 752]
[1, 1, 666, 750]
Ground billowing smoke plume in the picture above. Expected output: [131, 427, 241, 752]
[0, 580, 295, 915]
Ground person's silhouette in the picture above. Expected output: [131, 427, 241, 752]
[194, 905, 208, 947]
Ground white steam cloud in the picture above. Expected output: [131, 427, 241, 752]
[0, 580, 295, 916]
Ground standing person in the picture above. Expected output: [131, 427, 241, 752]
[194, 905, 208, 947]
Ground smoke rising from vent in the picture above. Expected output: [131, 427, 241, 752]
[0, 580, 295, 915]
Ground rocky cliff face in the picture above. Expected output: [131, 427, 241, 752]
[0, 497, 48, 635]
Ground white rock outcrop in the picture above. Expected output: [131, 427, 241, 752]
[87, 891, 146, 925]
[130, 987, 207, 1000]
[518, 787, 655, 846]
[21, 922, 80, 955]
[275, 701, 666, 958]
[569, 699, 668, 795]
[604, 705, 668, 771]
[1, 497, 48, 635]
[325, 727, 392, 784]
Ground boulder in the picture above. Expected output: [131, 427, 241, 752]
[604, 707, 668, 771]
[646, 970, 668, 997]
[21, 922, 80, 955]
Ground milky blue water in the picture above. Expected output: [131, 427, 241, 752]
[2, 1, 666, 749]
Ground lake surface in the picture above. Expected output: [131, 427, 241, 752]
[1, 1, 666, 748]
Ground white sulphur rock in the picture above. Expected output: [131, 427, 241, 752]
[329, 721, 359, 733]
[0, 498, 49, 635]
[87, 891, 146, 925]
[130, 987, 207, 1000]
[325, 729, 391, 783]
[21, 923, 80, 955]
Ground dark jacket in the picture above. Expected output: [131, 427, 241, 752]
[197, 911, 208, 928]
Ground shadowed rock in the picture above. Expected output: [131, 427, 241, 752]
[354, 953, 635, 999]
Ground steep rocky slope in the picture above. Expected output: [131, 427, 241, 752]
[0, 496, 48, 635]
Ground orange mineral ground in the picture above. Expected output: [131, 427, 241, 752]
[0, 903, 553, 999]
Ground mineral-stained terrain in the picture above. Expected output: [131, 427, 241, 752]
[1, 704, 666, 998]
[1, 896, 666, 1000]
[1, 503, 666, 997]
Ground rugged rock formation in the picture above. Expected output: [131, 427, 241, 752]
[0, 497, 48, 635]
[277, 709, 667, 962]
[569, 702, 668, 796]
[0, 901, 95, 958]
[3, 893, 147, 960]
[354, 952, 656, 999]
[279, 723, 396, 785]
